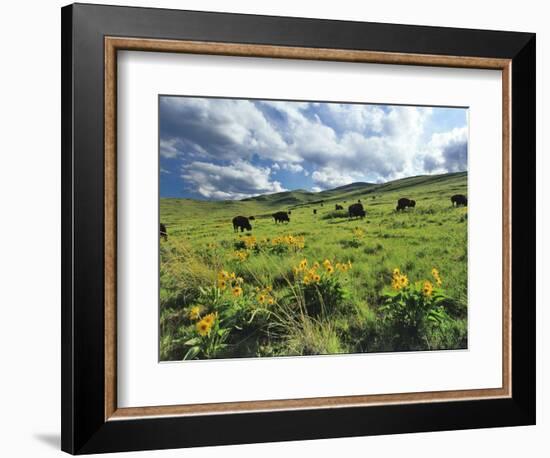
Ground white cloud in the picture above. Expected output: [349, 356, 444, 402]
[161, 97, 295, 162]
[419, 127, 468, 173]
[281, 163, 304, 173]
[160, 139, 180, 158]
[311, 168, 364, 189]
[181, 160, 286, 200]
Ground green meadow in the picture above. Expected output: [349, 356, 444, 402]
[160, 171, 468, 361]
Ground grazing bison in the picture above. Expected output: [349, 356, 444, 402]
[248, 216, 255, 220]
[451, 194, 468, 207]
[313, 209, 317, 215]
[348, 203, 366, 219]
[335, 204, 344, 210]
[160, 223, 168, 241]
[396, 198, 416, 211]
[232, 216, 252, 232]
[357, 199, 362, 203]
[288, 210, 292, 215]
[273, 211, 290, 224]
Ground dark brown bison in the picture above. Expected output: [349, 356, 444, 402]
[396, 198, 416, 211]
[160, 223, 168, 241]
[273, 211, 290, 223]
[248, 216, 255, 220]
[335, 204, 344, 210]
[232, 216, 252, 232]
[348, 203, 366, 219]
[313, 209, 317, 215]
[288, 210, 292, 215]
[451, 194, 468, 207]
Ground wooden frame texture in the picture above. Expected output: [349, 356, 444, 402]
[62, 3, 535, 454]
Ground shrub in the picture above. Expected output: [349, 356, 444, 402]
[379, 268, 455, 351]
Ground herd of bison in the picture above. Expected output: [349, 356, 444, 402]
[160, 194, 467, 238]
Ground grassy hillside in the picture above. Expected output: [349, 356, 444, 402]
[160, 171, 468, 360]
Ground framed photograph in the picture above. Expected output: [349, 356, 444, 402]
[61, 3, 536, 454]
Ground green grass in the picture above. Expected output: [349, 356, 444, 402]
[160, 171, 468, 360]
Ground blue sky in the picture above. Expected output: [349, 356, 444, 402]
[160, 96, 468, 199]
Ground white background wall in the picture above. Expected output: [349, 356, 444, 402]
[0, 0, 545, 456]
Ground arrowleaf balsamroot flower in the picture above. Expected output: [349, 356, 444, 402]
[422, 281, 434, 297]
[188, 305, 202, 321]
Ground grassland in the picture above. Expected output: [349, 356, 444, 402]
[160, 171, 468, 361]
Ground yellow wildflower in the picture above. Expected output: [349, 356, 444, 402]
[218, 279, 227, 290]
[423, 281, 434, 297]
[232, 286, 243, 297]
[188, 305, 201, 321]
[258, 294, 266, 304]
[196, 319, 211, 336]
[203, 313, 216, 325]
[326, 265, 334, 274]
[432, 268, 442, 286]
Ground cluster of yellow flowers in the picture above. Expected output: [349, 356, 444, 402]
[186, 305, 217, 336]
[391, 268, 410, 290]
[195, 312, 217, 336]
[391, 267, 443, 297]
[335, 260, 352, 273]
[431, 268, 443, 286]
[271, 234, 305, 250]
[217, 270, 244, 297]
[298, 259, 322, 285]
[255, 285, 275, 305]
[233, 250, 249, 262]
[293, 258, 352, 285]
[243, 236, 257, 250]
[352, 227, 365, 239]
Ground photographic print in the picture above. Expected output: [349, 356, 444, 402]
[159, 96, 468, 361]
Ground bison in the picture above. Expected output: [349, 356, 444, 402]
[288, 210, 292, 215]
[248, 216, 256, 220]
[232, 216, 252, 232]
[273, 211, 290, 224]
[451, 194, 468, 207]
[396, 198, 416, 211]
[335, 204, 344, 210]
[348, 203, 366, 219]
[313, 209, 317, 215]
[160, 223, 168, 241]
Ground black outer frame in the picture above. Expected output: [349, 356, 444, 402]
[61, 3, 536, 454]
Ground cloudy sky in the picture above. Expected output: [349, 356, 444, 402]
[159, 96, 468, 200]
